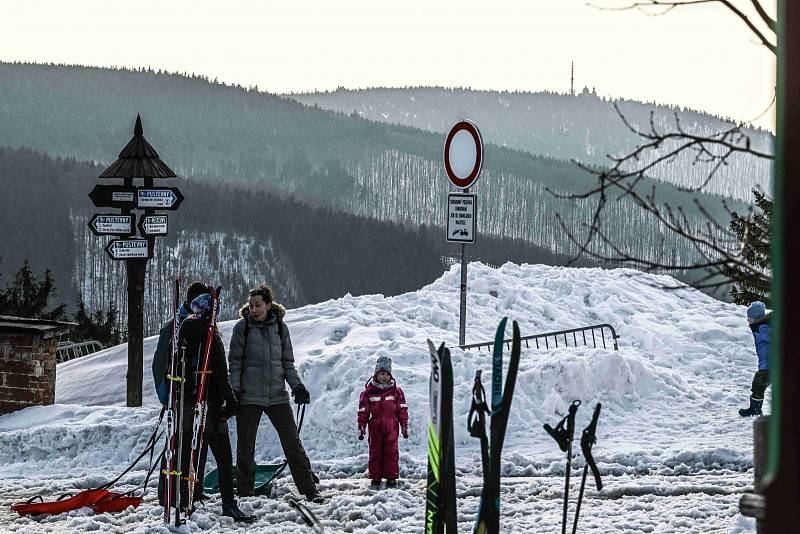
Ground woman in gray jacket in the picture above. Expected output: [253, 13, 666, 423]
[228, 285, 323, 503]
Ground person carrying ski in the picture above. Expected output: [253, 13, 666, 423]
[154, 281, 215, 509]
[228, 285, 323, 503]
[176, 289, 255, 522]
[357, 356, 409, 488]
[739, 301, 772, 417]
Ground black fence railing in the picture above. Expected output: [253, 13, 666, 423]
[460, 323, 620, 352]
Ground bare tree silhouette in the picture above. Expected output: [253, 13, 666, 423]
[559, 0, 776, 295]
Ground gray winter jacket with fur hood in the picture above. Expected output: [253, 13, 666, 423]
[228, 301, 303, 407]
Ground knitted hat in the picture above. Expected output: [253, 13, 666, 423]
[374, 356, 392, 376]
[187, 281, 209, 304]
[190, 293, 213, 316]
[747, 301, 766, 321]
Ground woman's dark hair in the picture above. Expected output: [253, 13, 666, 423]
[248, 285, 273, 304]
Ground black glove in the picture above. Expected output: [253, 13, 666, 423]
[221, 397, 239, 419]
[293, 384, 311, 405]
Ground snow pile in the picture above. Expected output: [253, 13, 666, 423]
[0, 263, 761, 532]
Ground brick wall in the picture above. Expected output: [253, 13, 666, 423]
[0, 333, 57, 415]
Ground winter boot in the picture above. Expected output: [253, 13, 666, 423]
[370, 478, 382, 488]
[222, 500, 256, 523]
[304, 488, 325, 503]
[386, 479, 397, 488]
[739, 397, 763, 417]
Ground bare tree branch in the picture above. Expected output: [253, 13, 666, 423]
[591, 0, 777, 55]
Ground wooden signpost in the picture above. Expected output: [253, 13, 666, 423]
[90, 114, 179, 407]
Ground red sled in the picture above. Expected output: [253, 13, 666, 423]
[11, 489, 142, 517]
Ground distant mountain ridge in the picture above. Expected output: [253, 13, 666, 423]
[288, 86, 773, 201]
[0, 62, 749, 271]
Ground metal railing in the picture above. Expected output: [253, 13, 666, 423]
[460, 323, 620, 352]
[56, 340, 105, 363]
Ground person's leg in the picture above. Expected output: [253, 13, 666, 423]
[206, 433, 236, 506]
[265, 403, 316, 495]
[236, 405, 264, 496]
[178, 430, 193, 507]
[382, 428, 400, 481]
[751, 370, 771, 400]
[367, 424, 384, 481]
[193, 441, 209, 500]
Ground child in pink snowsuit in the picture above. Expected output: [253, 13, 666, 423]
[357, 356, 409, 487]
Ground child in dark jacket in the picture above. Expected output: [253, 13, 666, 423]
[358, 356, 409, 488]
[739, 301, 772, 417]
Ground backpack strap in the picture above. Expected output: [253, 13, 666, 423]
[240, 315, 285, 370]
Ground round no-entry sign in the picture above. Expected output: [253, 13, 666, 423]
[444, 120, 483, 189]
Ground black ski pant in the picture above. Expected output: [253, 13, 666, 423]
[236, 403, 316, 496]
[750, 370, 771, 400]
[179, 430, 236, 507]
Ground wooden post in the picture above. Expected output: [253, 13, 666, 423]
[126, 258, 147, 407]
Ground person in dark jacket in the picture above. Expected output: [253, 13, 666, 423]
[152, 281, 208, 406]
[154, 281, 214, 508]
[739, 301, 772, 417]
[178, 290, 254, 522]
[357, 356, 409, 488]
[228, 285, 323, 503]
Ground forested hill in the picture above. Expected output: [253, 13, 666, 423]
[289, 86, 773, 201]
[0, 147, 591, 333]
[0, 63, 748, 278]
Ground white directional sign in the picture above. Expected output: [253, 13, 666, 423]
[137, 188, 183, 209]
[88, 214, 135, 236]
[105, 239, 149, 260]
[138, 214, 168, 236]
[447, 193, 476, 243]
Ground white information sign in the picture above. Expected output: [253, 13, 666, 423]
[105, 239, 149, 260]
[138, 214, 168, 236]
[137, 189, 180, 209]
[447, 193, 476, 243]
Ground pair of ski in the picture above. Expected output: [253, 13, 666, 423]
[543, 400, 603, 534]
[162, 279, 222, 526]
[425, 317, 522, 534]
[468, 318, 522, 534]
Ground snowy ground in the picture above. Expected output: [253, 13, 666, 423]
[0, 263, 762, 532]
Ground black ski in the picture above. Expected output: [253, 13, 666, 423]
[162, 278, 183, 525]
[474, 318, 522, 534]
[426, 340, 457, 533]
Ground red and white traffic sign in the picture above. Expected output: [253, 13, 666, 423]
[443, 120, 483, 189]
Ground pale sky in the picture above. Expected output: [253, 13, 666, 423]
[0, 0, 776, 129]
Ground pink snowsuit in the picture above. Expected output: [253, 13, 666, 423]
[358, 378, 409, 480]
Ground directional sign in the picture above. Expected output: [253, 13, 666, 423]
[137, 188, 184, 210]
[88, 214, 135, 236]
[105, 238, 150, 260]
[89, 185, 137, 209]
[444, 120, 483, 190]
[138, 214, 168, 236]
[446, 193, 476, 243]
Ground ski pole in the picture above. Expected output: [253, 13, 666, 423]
[571, 403, 602, 534]
[544, 399, 581, 534]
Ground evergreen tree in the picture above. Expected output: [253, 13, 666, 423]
[0, 258, 66, 319]
[726, 189, 771, 306]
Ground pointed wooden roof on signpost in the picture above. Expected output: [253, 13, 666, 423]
[99, 115, 177, 179]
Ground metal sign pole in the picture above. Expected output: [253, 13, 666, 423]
[459, 187, 469, 347]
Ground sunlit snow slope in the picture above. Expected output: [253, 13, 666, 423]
[0, 263, 761, 532]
